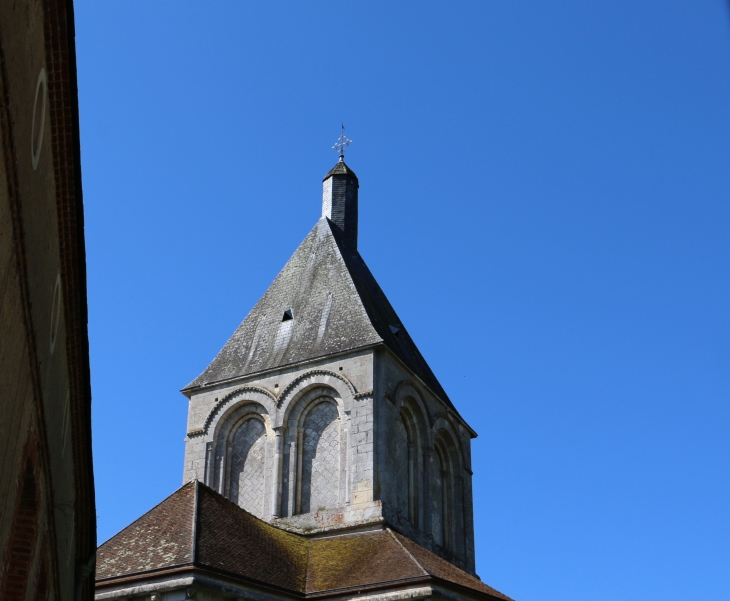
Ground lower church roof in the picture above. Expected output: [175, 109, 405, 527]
[96, 481, 511, 600]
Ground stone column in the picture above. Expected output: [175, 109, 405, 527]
[422, 446, 433, 536]
[294, 427, 304, 514]
[271, 427, 285, 517]
[204, 442, 213, 487]
[221, 441, 233, 498]
[285, 427, 299, 517]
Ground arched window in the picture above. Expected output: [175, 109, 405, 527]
[404, 409, 422, 526]
[394, 406, 422, 526]
[228, 417, 266, 515]
[431, 444, 449, 548]
[432, 440, 452, 550]
[299, 399, 340, 514]
[393, 415, 410, 519]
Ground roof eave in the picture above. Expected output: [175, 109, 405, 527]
[94, 564, 195, 589]
[180, 341, 477, 438]
[96, 567, 509, 601]
[180, 342, 384, 397]
[377, 345, 478, 439]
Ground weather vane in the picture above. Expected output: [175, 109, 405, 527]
[332, 124, 352, 160]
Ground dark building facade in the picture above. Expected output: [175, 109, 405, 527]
[0, 1, 95, 600]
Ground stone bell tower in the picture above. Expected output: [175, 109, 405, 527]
[96, 140, 516, 601]
[179, 144, 477, 573]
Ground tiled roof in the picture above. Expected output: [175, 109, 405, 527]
[96, 482, 511, 600]
[95, 482, 194, 579]
[394, 533, 511, 599]
[183, 217, 456, 414]
[305, 529, 424, 593]
[196, 483, 308, 592]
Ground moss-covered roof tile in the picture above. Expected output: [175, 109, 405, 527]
[97, 483, 511, 601]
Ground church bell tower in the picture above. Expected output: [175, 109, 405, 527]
[94, 136, 513, 601]
[180, 140, 477, 572]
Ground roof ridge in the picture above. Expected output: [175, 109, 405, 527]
[191, 479, 200, 564]
[194, 481, 310, 593]
[391, 531, 514, 601]
[196, 480, 299, 534]
[183, 217, 462, 423]
[321, 219, 380, 335]
[326, 221, 458, 413]
[97, 481, 195, 548]
[184, 220, 384, 390]
[385, 528, 428, 577]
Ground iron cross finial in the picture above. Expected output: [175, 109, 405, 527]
[332, 124, 352, 161]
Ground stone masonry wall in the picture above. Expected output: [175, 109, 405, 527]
[183, 349, 378, 532]
[300, 400, 340, 513]
[182, 345, 476, 573]
[229, 418, 266, 515]
[374, 349, 476, 574]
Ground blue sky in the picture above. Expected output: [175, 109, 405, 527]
[76, 2, 730, 600]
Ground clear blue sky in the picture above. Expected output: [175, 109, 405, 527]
[76, 2, 730, 600]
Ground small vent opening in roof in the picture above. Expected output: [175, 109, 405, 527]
[389, 325, 401, 336]
[282, 309, 294, 322]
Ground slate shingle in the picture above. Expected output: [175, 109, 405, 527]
[184, 218, 454, 411]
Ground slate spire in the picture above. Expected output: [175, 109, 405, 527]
[322, 158, 359, 251]
[184, 156, 459, 415]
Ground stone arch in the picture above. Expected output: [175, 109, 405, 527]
[391, 385, 429, 530]
[393, 380, 432, 429]
[401, 403, 423, 526]
[431, 438, 448, 549]
[432, 413, 467, 472]
[391, 413, 410, 522]
[276, 369, 355, 422]
[299, 398, 340, 513]
[227, 414, 267, 515]
[279, 382, 349, 517]
[203, 385, 276, 438]
[432, 427, 465, 557]
[283, 383, 347, 428]
[206, 400, 272, 519]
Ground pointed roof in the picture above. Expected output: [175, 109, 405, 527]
[96, 482, 512, 601]
[184, 218, 454, 412]
[323, 158, 358, 180]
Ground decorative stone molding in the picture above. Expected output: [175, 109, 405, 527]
[276, 369, 357, 409]
[393, 379, 421, 397]
[199, 386, 276, 437]
[393, 380, 433, 430]
[277, 378, 354, 515]
[354, 389, 373, 399]
[282, 385, 347, 429]
[432, 416, 467, 472]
